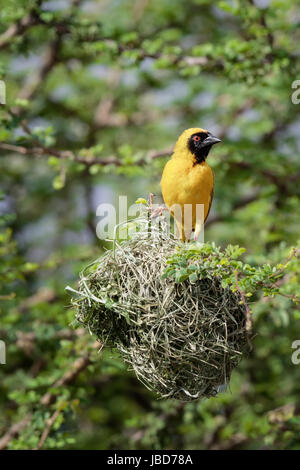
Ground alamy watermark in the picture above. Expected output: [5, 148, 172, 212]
[0, 340, 6, 365]
[95, 196, 205, 242]
[291, 340, 300, 365]
[291, 80, 300, 104]
[0, 80, 6, 105]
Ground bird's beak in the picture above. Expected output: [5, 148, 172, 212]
[203, 134, 222, 147]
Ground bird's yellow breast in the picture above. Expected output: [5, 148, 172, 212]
[160, 153, 214, 221]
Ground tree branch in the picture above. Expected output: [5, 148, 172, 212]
[235, 272, 252, 332]
[34, 409, 61, 450]
[0, 141, 173, 166]
[17, 37, 62, 103]
[0, 1, 42, 50]
[0, 414, 32, 450]
[0, 340, 100, 450]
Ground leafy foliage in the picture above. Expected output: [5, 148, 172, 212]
[164, 242, 300, 301]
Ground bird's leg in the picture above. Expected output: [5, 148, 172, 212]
[193, 220, 203, 242]
[175, 220, 193, 242]
[184, 226, 193, 242]
[174, 220, 184, 241]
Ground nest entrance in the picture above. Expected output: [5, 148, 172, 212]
[72, 221, 250, 401]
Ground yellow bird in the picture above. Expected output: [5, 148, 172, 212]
[160, 128, 221, 241]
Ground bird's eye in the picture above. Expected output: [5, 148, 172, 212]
[193, 135, 200, 142]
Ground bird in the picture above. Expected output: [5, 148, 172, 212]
[160, 128, 221, 241]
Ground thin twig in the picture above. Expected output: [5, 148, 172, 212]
[34, 409, 61, 450]
[0, 1, 43, 50]
[235, 272, 252, 332]
[0, 140, 172, 166]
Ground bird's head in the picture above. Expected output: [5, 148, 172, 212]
[174, 127, 221, 164]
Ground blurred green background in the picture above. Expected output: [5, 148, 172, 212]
[0, 0, 300, 450]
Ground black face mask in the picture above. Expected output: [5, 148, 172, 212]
[188, 132, 221, 164]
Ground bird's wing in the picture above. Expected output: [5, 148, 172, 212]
[204, 185, 214, 223]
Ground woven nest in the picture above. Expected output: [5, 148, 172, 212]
[71, 219, 250, 401]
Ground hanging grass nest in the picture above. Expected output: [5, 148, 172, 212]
[69, 217, 251, 401]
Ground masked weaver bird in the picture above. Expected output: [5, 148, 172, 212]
[160, 128, 221, 241]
